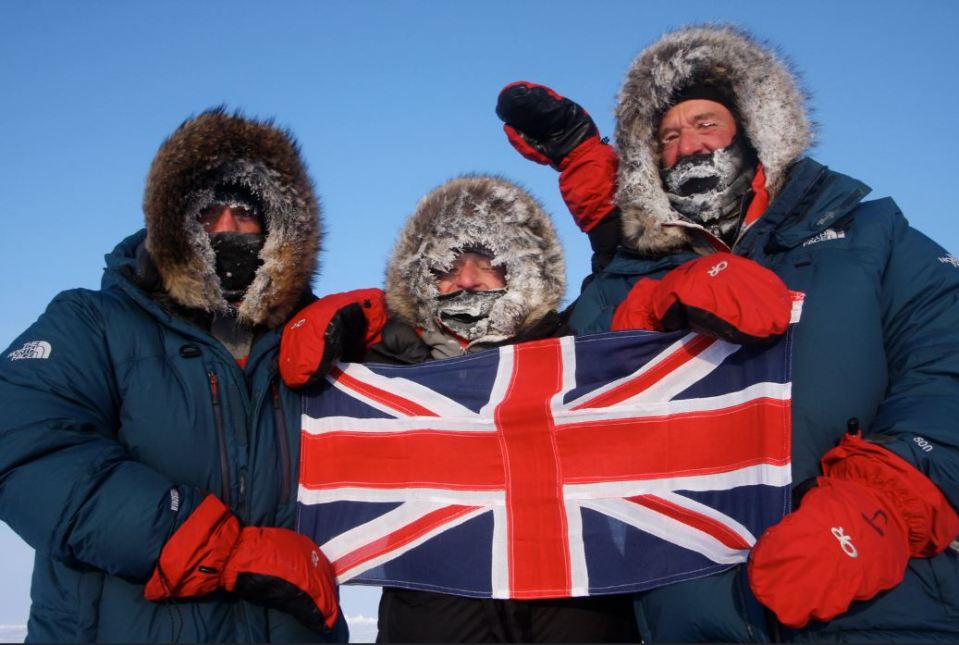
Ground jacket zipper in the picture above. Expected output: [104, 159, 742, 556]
[207, 371, 232, 506]
[271, 380, 292, 504]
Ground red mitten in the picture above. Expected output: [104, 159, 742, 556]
[280, 288, 386, 388]
[748, 434, 959, 627]
[611, 253, 792, 343]
[611, 278, 662, 332]
[145, 495, 339, 632]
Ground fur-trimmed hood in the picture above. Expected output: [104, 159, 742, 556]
[385, 175, 565, 344]
[143, 107, 320, 329]
[615, 25, 813, 254]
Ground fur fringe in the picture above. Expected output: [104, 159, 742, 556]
[615, 24, 814, 254]
[143, 107, 320, 329]
[385, 175, 565, 342]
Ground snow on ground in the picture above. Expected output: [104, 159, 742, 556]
[0, 625, 26, 643]
[345, 613, 378, 643]
[342, 584, 382, 642]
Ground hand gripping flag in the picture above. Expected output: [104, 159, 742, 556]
[298, 304, 800, 599]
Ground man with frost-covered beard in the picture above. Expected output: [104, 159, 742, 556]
[0, 108, 347, 643]
[497, 25, 959, 642]
[280, 174, 640, 642]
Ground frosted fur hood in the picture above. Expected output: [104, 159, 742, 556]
[143, 108, 320, 329]
[616, 25, 813, 253]
[385, 175, 565, 344]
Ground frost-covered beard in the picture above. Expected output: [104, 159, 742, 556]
[209, 232, 265, 304]
[433, 289, 506, 341]
[662, 137, 755, 242]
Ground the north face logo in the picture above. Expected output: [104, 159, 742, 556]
[802, 228, 846, 247]
[8, 340, 52, 361]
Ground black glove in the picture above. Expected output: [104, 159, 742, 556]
[496, 81, 621, 276]
[496, 81, 598, 168]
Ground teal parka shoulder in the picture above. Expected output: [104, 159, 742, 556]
[571, 158, 959, 642]
[0, 231, 347, 642]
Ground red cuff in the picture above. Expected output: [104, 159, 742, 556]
[145, 495, 238, 600]
[558, 136, 619, 232]
[503, 124, 550, 166]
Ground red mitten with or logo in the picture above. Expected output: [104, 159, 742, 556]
[611, 252, 792, 343]
[748, 434, 959, 627]
[280, 288, 387, 389]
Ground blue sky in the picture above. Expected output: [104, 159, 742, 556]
[2, 1, 958, 641]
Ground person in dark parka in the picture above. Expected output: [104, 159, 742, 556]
[500, 25, 959, 643]
[0, 109, 346, 643]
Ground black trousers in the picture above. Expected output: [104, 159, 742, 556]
[376, 587, 640, 643]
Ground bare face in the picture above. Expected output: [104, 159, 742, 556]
[434, 252, 507, 295]
[197, 204, 263, 234]
[658, 99, 738, 169]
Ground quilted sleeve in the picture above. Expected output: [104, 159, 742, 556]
[871, 213, 959, 510]
[0, 290, 200, 579]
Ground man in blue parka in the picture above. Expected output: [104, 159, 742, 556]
[498, 25, 959, 642]
[0, 109, 347, 642]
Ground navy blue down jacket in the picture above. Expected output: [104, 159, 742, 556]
[0, 231, 348, 642]
[570, 158, 959, 642]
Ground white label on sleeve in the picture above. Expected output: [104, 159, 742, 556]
[7, 341, 52, 360]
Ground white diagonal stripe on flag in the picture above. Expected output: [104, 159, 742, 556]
[652, 490, 757, 546]
[558, 332, 702, 411]
[328, 502, 495, 584]
[580, 498, 749, 565]
[622, 338, 741, 404]
[330, 362, 479, 418]
[553, 381, 791, 427]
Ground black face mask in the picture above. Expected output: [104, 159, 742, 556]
[209, 232, 265, 303]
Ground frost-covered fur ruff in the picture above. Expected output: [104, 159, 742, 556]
[385, 175, 565, 344]
[616, 25, 813, 253]
[143, 107, 320, 329]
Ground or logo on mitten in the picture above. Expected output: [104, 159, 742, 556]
[707, 260, 728, 277]
[749, 433, 959, 627]
[830, 526, 858, 558]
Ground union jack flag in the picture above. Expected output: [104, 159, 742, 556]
[297, 321, 797, 599]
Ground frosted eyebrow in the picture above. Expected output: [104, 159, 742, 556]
[691, 111, 723, 122]
[658, 110, 725, 139]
